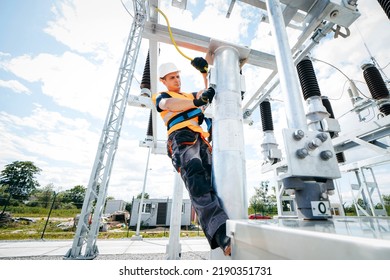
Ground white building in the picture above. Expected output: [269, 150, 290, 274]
[129, 198, 192, 227]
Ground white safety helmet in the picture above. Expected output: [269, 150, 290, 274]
[158, 62, 180, 78]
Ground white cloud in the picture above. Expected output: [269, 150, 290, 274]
[0, 0, 146, 120]
[1, 51, 119, 119]
[0, 105, 97, 164]
[44, 0, 131, 61]
[0, 52, 11, 57]
[0, 79, 31, 95]
[0, 105, 101, 190]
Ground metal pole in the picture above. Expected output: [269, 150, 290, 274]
[212, 45, 247, 219]
[164, 196, 169, 237]
[126, 196, 134, 237]
[133, 147, 151, 239]
[265, 0, 307, 130]
[166, 172, 184, 260]
[41, 192, 57, 239]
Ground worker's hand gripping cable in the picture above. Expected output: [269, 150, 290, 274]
[191, 56, 213, 107]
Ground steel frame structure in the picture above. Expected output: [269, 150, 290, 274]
[64, 0, 389, 259]
[334, 114, 390, 217]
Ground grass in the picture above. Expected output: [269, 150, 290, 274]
[0, 218, 205, 240]
[2, 206, 81, 217]
[0, 216, 73, 240]
[0, 210, 205, 241]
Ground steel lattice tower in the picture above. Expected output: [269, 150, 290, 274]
[64, 0, 147, 259]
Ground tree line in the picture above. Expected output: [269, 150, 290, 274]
[2, 161, 389, 217]
[1, 161, 94, 215]
[0, 161, 142, 217]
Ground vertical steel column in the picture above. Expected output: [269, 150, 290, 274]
[212, 46, 247, 220]
[166, 172, 184, 260]
[265, 0, 339, 220]
[132, 147, 151, 239]
[265, 0, 307, 130]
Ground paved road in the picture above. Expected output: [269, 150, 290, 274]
[0, 237, 210, 260]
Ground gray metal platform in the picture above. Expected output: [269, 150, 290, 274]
[227, 217, 390, 259]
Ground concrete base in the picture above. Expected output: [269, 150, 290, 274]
[131, 235, 143, 241]
[166, 243, 182, 260]
[227, 216, 390, 259]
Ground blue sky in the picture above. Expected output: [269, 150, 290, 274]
[1, 0, 389, 207]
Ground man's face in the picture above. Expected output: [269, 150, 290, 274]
[161, 71, 181, 92]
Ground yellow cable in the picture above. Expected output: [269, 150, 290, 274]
[156, 8, 193, 61]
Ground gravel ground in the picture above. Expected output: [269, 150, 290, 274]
[0, 251, 210, 260]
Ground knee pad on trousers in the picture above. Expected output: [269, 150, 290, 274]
[185, 158, 212, 197]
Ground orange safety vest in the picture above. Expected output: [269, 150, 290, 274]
[152, 91, 209, 138]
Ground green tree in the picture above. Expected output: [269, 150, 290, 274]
[249, 195, 262, 215]
[383, 194, 390, 206]
[343, 203, 357, 216]
[0, 161, 41, 215]
[60, 185, 86, 209]
[382, 194, 390, 215]
[249, 181, 276, 216]
[125, 202, 132, 214]
[137, 192, 149, 199]
[0, 185, 21, 207]
[32, 183, 56, 208]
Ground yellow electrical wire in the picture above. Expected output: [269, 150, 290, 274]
[156, 8, 193, 61]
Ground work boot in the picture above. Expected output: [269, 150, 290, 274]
[214, 223, 231, 256]
[223, 241, 231, 256]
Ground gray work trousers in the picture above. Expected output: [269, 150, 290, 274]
[167, 128, 229, 249]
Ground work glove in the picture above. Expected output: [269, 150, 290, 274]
[193, 87, 215, 107]
[191, 57, 208, 73]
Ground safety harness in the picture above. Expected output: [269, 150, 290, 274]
[167, 107, 203, 130]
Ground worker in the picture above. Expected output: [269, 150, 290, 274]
[153, 57, 231, 256]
